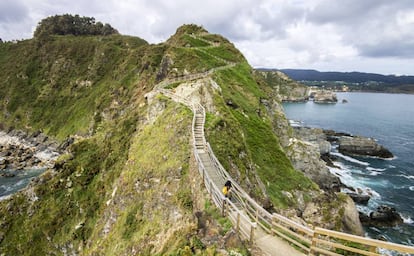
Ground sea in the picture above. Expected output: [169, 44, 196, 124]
[283, 92, 414, 247]
[0, 168, 45, 200]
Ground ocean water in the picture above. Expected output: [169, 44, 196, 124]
[0, 168, 45, 199]
[283, 92, 414, 246]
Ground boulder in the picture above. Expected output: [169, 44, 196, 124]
[347, 192, 370, 205]
[341, 195, 364, 236]
[313, 91, 338, 103]
[359, 205, 404, 227]
[338, 136, 393, 158]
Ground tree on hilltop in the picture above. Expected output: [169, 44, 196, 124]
[34, 14, 118, 39]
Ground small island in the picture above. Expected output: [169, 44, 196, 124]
[311, 90, 338, 103]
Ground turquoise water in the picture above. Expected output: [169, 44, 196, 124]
[0, 168, 45, 199]
[283, 92, 414, 246]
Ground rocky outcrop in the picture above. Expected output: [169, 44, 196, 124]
[359, 205, 404, 227]
[289, 127, 340, 191]
[286, 137, 341, 192]
[293, 127, 331, 155]
[347, 192, 370, 205]
[0, 144, 40, 170]
[338, 136, 393, 158]
[312, 90, 337, 103]
[341, 195, 365, 235]
[0, 130, 63, 171]
[280, 85, 309, 102]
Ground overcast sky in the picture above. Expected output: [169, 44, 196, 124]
[1, 0, 414, 75]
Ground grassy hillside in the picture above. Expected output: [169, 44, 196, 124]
[0, 34, 149, 139]
[0, 23, 342, 255]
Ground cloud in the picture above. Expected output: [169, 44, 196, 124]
[0, 0, 31, 40]
[1, 0, 414, 75]
[0, 0, 28, 23]
[305, 0, 414, 59]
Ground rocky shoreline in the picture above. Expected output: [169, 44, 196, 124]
[0, 129, 69, 175]
[292, 126, 403, 228]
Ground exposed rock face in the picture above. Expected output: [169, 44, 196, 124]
[281, 85, 309, 102]
[313, 90, 338, 103]
[285, 137, 341, 192]
[347, 192, 370, 205]
[338, 136, 393, 158]
[289, 127, 340, 192]
[359, 205, 404, 227]
[0, 130, 62, 171]
[299, 194, 364, 236]
[293, 127, 331, 155]
[341, 195, 365, 235]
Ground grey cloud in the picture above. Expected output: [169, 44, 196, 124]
[306, 0, 383, 25]
[359, 40, 414, 58]
[0, 0, 28, 23]
[305, 0, 414, 59]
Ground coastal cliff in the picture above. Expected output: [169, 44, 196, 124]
[0, 17, 363, 255]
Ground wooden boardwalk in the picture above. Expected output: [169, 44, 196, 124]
[154, 32, 414, 256]
[159, 89, 304, 255]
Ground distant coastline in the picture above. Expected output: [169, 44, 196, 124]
[259, 68, 414, 94]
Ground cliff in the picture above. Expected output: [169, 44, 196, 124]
[255, 69, 310, 102]
[0, 19, 362, 255]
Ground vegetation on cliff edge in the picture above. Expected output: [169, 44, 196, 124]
[0, 21, 341, 255]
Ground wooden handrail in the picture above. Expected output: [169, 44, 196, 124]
[311, 227, 414, 255]
[155, 36, 414, 254]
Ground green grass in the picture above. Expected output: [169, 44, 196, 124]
[182, 34, 211, 47]
[0, 35, 148, 140]
[204, 44, 245, 63]
[206, 63, 315, 208]
[0, 26, 323, 254]
[170, 47, 226, 73]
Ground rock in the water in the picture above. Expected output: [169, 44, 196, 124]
[338, 136, 393, 158]
[359, 205, 404, 227]
[347, 192, 370, 205]
[313, 90, 338, 103]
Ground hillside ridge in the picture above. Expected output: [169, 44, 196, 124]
[0, 21, 362, 255]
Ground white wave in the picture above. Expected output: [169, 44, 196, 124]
[288, 119, 303, 127]
[13, 179, 26, 187]
[330, 152, 370, 166]
[366, 167, 386, 172]
[402, 215, 414, 224]
[0, 194, 12, 202]
[397, 174, 414, 180]
[410, 186, 414, 191]
[0, 184, 13, 192]
[329, 163, 382, 199]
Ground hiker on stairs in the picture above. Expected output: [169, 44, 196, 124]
[222, 180, 232, 199]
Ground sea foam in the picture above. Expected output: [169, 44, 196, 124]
[331, 152, 370, 166]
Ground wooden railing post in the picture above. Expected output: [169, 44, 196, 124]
[222, 197, 227, 216]
[236, 212, 240, 234]
[250, 223, 256, 245]
[309, 229, 319, 256]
